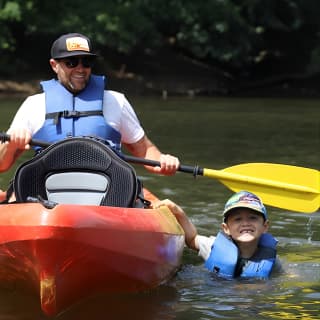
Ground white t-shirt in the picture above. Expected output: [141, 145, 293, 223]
[8, 90, 145, 145]
[195, 235, 216, 261]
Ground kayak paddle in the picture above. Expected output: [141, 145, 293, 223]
[124, 155, 320, 214]
[1, 133, 319, 213]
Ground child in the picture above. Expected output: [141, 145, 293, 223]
[154, 191, 281, 279]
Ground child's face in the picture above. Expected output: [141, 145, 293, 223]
[222, 208, 269, 244]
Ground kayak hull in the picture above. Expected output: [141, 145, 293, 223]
[0, 201, 184, 316]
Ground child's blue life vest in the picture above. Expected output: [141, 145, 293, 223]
[204, 231, 278, 279]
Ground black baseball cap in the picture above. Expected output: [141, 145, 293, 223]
[51, 33, 97, 59]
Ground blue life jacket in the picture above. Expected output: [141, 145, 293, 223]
[32, 75, 121, 151]
[204, 231, 277, 279]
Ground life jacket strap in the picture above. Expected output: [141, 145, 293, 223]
[46, 110, 103, 125]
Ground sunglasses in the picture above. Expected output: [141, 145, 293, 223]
[59, 57, 95, 69]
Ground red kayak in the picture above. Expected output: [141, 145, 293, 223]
[0, 197, 184, 316]
[0, 137, 185, 316]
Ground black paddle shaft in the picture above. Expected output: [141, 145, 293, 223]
[0, 132, 49, 148]
[122, 154, 204, 176]
[0, 132, 203, 176]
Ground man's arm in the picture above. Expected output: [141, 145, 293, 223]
[123, 134, 180, 176]
[0, 128, 31, 172]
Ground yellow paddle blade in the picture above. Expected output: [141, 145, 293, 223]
[203, 163, 320, 213]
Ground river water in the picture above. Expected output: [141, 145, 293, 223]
[0, 95, 319, 319]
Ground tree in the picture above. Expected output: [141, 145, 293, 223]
[1, 0, 320, 86]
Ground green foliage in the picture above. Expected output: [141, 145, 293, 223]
[0, 1, 21, 21]
[0, 1, 21, 50]
[0, 0, 320, 78]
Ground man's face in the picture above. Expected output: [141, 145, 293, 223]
[50, 56, 94, 93]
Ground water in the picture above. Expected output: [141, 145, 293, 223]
[0, 95, 319, 319]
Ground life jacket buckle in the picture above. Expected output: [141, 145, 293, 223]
[63, 110, 80, 118]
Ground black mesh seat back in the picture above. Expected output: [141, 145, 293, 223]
[13, 137, 138, 207]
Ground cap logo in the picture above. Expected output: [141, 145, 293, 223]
[226, 193, 261, 209]
[66, 37, 90, 52]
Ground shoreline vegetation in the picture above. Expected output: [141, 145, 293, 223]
[1, 2, 320, 99]
[1, 74, 319, 99]
[1, 52, 320, 98]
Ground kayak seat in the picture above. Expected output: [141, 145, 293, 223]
[45, 172, 110, 205]
[13, 137, 139, 207]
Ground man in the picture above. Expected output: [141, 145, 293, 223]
[0, 33, 179, 174]
[154, 191, 282, 279]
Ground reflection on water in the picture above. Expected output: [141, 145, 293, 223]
[0, 96, 319, 319]
[0, 285, 179, 320]
[58, 286, 179, 320]
[175, 260, 320, 319]
[3, 271, 318, 320]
